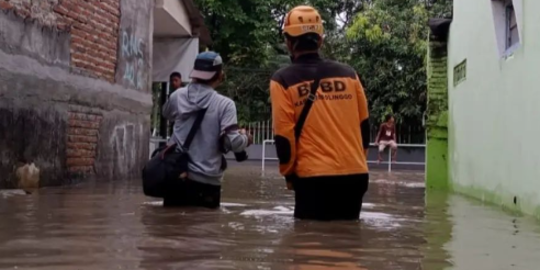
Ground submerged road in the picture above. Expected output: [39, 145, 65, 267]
[1, 164, 540, 270]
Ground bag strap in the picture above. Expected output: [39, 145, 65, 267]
[183, 108, 208, 149]
[294, 61, 324, 141]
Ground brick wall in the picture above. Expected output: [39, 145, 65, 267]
[66, 107, 103, 174]
[0, 0, 152, 187]
[0, 0, 120, 82]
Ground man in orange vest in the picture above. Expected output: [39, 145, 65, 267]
[270, 6, 371, 221]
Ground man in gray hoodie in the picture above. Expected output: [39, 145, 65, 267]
[162, 51, 252, 208]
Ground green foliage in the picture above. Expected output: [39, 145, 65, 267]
[151, 82, 163, 132]
[218, 67, 275, 126]
[346, 1, 427, 124]
[346, 0, 451, 125]
[194, 0, 364, 125]
[193, 0, 452, 127]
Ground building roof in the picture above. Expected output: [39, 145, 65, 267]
[181, 0, 212, 46]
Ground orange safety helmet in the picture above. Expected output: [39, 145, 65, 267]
[283, 5, 324, 37]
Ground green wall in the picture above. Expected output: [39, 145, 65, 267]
[425, 39, 449, 190]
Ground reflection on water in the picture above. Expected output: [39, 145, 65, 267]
[0, 165, 539, 270]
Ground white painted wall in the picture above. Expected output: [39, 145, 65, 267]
[152, 38, 199, 82]
[448, 0, 540, 216]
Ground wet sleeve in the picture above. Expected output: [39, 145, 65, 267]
[220, 100, 248, 153]
[355, 75, 370, 150]
[162, 92, 177, 120]
[270, 79, 296, 177]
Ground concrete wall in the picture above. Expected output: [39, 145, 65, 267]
[448, 0, 540, 217]
[116, 0, 153, 91]
[0, 0, 154, 188]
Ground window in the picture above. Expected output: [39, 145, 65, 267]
[454, 60, 467, 87]
[492, 0, 521, 57]
[505, 3, 519, 50]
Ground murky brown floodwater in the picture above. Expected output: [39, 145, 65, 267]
[1, 163, 540, 270]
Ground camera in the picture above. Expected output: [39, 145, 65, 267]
[219, 134, 248, 162]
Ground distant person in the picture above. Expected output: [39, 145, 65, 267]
[375, 114, 398, 163]
[162, 51, 252, 208]
[168, 72, 183, 136]
[170, 72, 182, 92]
[270, 5, 371, 221]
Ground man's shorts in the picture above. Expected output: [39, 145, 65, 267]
[378, 140, 398, 152]
[292, 174, 369, 221]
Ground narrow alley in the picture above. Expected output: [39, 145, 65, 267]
[1, 164, 539, 270]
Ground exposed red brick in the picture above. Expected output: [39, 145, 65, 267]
[57, 22, 68, 31]
[69, 112, 103, 121]
[53, 5, 69, 16]
[59, 0, 120, 82]
[66, 108, 101, 171]
[101, 62, 116, 70]
[100, 2, 120, 17]
[68, 128, 99, 137]
[67, 148, 96, 158]
[73, 22, 93, 33]
[78, 1, 92, 10]
[7, 0, 121, 82]
[0, 1, 13, 10]
[104, 0, 120, 10]
[69, 120, 100, 129]
[68, 135, 98, 144]
[67, 142, 97, 151]
[66, 158, 95, 167]
[73, 60, 88, 69]
[71, 28, 87, 39]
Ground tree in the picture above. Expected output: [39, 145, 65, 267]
[193, 0, 452, 131]
[193, 0, 370, 125]
[346, 0, 452, 127]
[424, 0, 453, 18]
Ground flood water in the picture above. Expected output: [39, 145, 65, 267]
[1, 163, 540, 270]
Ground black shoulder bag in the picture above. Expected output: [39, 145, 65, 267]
[142, 109, 207, 198]
[286, 62, 323, 189]
[295, 62, 324, 141]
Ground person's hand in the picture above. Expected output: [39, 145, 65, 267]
[285, 175, 297, 191]
[286, 181, 294, 190]
[247, 133, 253, 146]
[374, 142, 379, 146]
[240, 129, 253, 146]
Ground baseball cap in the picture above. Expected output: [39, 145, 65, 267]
[190, 51, 223, 80]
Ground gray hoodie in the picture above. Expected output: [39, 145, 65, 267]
[162, 83, 248, 186]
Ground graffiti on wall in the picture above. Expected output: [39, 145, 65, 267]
[109, 122, 144, 176]
[115, 0, 152, 91]
[120, 29, 146, 91]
